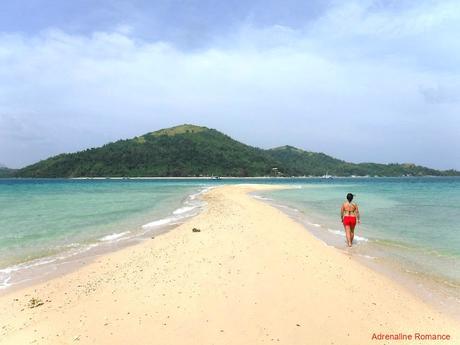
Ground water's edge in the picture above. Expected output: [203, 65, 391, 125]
[250, 191, 460, 322]
[0, 186, 213, 294]
[2, 182, 459, 323]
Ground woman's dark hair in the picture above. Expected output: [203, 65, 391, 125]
[346, 193, 354, 202]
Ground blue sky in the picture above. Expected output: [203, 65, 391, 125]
[0, 0, 459, 169]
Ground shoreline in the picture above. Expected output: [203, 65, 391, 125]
[0, 185, 211, 294]
[3, 176, 459, 180]
[0, 184, 458, 344]
[250, 191, 460, 321]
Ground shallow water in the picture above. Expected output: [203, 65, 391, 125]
[1, 177, 459, 303]
[0, 179, 211, 288]
[257, 177, 460, 314]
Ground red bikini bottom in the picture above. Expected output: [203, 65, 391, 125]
[343, 216, 357, 227]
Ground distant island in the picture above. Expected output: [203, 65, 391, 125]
[0, 163, 15, 177]
[6, 124, 460, 178]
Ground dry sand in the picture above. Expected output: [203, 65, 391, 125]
[0, 184, 458, 344]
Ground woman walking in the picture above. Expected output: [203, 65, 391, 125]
[340, 193, 360, 247]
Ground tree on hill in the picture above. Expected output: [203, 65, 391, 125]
[14, 124, 460, 178]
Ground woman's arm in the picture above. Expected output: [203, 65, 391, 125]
[355, 204, 361, 223]
[340, 204, 344, 221]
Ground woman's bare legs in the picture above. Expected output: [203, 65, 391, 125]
[344, 225, 352, 247]
[350, 225, 355, 244]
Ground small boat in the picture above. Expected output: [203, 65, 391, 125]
[321, 171, 333, 179]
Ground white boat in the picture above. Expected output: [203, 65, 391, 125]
[321, 171, 333, 179]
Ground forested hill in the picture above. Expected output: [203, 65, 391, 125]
[0, 167, 15, 178]
[13, 124, 460, 178]
[267, 146, 458, 177]
[16, 125, 279, 177]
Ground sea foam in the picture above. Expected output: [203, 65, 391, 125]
[99, 231, 131, 242]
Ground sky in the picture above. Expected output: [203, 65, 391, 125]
[0, 0, 459, 170]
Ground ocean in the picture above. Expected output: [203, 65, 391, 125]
[0, 179, 211, 288]
[1, 177, 459, 311]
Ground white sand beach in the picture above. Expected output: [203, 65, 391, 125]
[0, 184, 458, 344]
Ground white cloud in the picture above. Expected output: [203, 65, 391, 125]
[0, 0, 459, 169]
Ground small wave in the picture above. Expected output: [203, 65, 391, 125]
[0, 266, 16, 289]
[99, 231, 130, 242]
[142, 187, 208, 229]
[253, 195, 274, 201]
[189, 193, 199, 200]
[0, 256, 59, 289]
[189, 186, 214, 200]
[173, 206, 197, 215]
[309, 223, 321, 227]
[57, 243, 99, 260]
[278, 204, 300, 213]
[355, 235, 369, 242]
[142, 187, 208, 231]
[0, 275, 11, 289]
[327, 228, 368, 242]
[273, 203, 292, 210]
[142, 217, 175, 228]
[328, 229, 344, 236]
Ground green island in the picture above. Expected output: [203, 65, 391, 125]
[5, 124, 460, 178]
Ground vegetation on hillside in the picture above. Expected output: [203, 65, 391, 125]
[16, 125, 279, 177]
[0, 167, 15, 178]
[268, 145, 450, 177]
[13, 124, 460, 178]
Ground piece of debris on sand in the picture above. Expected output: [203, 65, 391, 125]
[192, 228, 201, 232]
[28, 297, 44, 309]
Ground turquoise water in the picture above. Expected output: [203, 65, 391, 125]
[1, 177, 459, 296]
[0, 179, 212, 286]
[259, 177, 460, 290]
